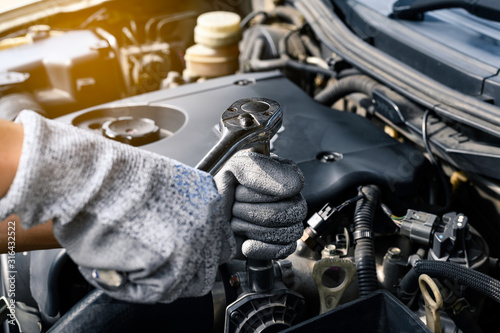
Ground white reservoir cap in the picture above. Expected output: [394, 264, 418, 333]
[194, 11, 241, 47]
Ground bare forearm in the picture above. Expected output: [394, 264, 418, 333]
[0, 119, 23, 198]
[0, 118, 60, 252]
[0, 215, 60, 253]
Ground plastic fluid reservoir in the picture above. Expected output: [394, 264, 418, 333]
[185, 43, 239, 78]
[185, 11, 241, 78]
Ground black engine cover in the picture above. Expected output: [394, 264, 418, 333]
[56, 72, 428, 211]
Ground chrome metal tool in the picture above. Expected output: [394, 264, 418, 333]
[195, 97, 282, 176]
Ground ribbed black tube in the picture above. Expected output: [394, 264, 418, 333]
[353, 185, 380, 297]
[314, 75, 381, 106]
[414, 260, 500, 304]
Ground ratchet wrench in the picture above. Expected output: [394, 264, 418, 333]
[197, 97, 283, 293]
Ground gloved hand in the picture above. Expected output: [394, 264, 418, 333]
[0, 111, 235, 304]
[0, 111, 306, 305]
[214, 151, 307, 260]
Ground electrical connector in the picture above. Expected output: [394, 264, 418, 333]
[430, 212, 470, 260]
[307, 204, 335, 230]
[399, 209, 438, 245]
[301, 204, 336, 249]
[301, 193, 365, 250]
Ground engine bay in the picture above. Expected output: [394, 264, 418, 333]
[1, 0, 500, 332]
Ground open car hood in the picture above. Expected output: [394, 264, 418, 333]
[0, 0, 110, 34]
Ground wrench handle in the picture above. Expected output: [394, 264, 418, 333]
[195, 130, 249, 176]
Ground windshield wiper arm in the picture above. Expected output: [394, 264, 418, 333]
[392, 0, 500, 22]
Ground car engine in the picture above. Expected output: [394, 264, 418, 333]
[0, 0, 499, 332]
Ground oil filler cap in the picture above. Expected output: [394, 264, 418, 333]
[102, 116, 160, 146]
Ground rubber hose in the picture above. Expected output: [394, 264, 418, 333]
[251, 6, 303, 27]
[414, 260, 500, 304]
[273, 6, 304, 27]
[240, 11, 268, 29]
[248, 38, 334, 77]
[448, 308, 484, 333]
[301, 35, 320, 57]
[397, 266, 419, 304]
[314, 74, 381, 106]
[353, 185, 380, 297]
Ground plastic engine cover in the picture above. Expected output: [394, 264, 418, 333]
[56, 72, 428, 211]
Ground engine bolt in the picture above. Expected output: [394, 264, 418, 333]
[321, 244, 339, 258]
[317, 151, 343, 163]
[230, 311, 242, 321]
[234, 79, 252, 86]
[387, 247, 401, 260]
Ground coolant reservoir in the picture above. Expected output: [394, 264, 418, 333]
[185, 43, 239, 78]
[184, 11, 241, 79]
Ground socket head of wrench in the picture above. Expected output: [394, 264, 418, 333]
[220, 97, 282, 150]
[196, 97, 282, 175]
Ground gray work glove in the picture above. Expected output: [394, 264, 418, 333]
[0, 111, 235, 304]
[214, 151, 307, 260]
